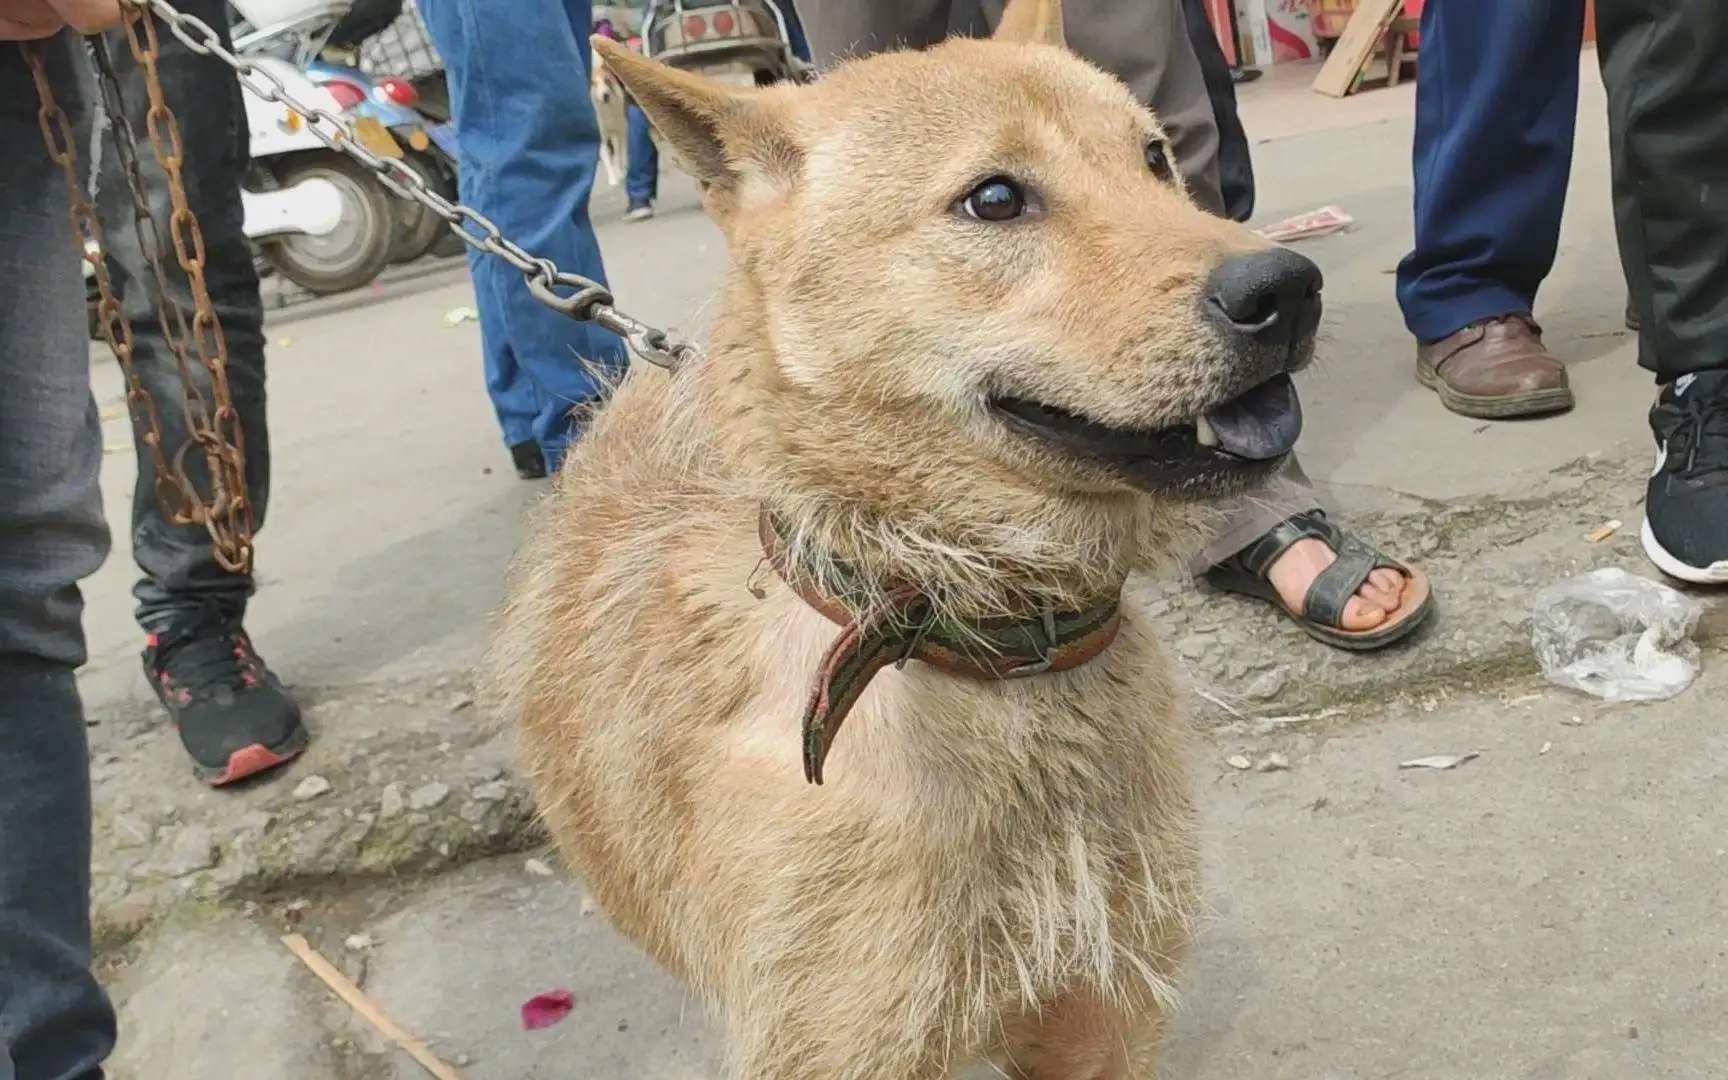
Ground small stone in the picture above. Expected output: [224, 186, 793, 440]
[163, 826, 219, 877]
[1175, 635, 1210, 661]
[458, 801, 488, 824]
[471, 780, 510, 803]
[454, 1053, 471, 1067]
[1244, 668, 1288, 701]
[112, 815, 155, 848]
[1225, 754, 1253, 771]
[477, 764, 503, 783]
[344, 933, 374, 952]
[379, 783, 406, 819]
[524, 858, 555, 878]
[1257, 752, 1291, 773]
[292, 775, 333, 801]
[408, 782, 450, 811]
[580, 894, 597, 916]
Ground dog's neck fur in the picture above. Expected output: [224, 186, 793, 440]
[691, 269, 1179, 623]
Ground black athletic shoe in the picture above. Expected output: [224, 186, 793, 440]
[510, 440, 548, 480]
[1643, 370, 1728, 584]
[144, 607, 309, 786]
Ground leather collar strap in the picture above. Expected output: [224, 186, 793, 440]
[758, 510, 1122, 785]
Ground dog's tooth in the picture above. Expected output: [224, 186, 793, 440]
[1194, 415, 1219, 448]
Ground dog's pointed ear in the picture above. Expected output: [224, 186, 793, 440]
[591, 35, 791, 201]
[992, 0, 1065, 46]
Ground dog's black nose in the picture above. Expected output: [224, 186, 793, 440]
[1204, 247, 1324, 352]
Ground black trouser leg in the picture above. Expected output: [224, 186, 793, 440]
[1181, 0, 1254, 222]
[1598, 0, 1728, 380]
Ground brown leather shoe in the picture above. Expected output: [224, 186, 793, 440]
[1415, 313, 1574, 419]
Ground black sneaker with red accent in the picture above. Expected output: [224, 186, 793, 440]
[143, 607, 309, 786]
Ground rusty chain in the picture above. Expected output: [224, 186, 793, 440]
[26, 27, 256, 572]
[24, 0, 698, 574]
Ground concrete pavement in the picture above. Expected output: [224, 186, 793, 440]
[79, 59, 1728, 1078]
[103, 672, 1728, 1079]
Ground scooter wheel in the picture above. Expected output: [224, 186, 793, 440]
[258, 151, 395, 296]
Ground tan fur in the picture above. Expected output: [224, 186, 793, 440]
[486, 2, 1285, 1075]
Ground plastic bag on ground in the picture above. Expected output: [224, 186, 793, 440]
[1531, 567, 1704, 701]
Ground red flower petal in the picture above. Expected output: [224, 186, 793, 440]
[520, 988, 575, 1031]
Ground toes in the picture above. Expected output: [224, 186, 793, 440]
[1357, 569, 1405, 614]
[1367, 567, 1404, 595]
[1341, 595, 1391, 631]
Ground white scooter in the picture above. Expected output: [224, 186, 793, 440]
[83, 2, 396, 308]
[238, 50, 398, 295]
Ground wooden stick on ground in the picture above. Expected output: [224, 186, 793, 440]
[281, 933, 466, 1080]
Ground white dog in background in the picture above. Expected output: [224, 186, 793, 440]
[591, 49, 630, 188]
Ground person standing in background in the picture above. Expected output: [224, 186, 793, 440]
[1396, 0, 1728, 582]
[1395, 0, 1583, 423]
[418, 0, 628, 479]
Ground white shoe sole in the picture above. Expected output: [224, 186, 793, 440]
[1640, 516, 1728, 584]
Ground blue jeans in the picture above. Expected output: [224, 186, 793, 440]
[1394, 0, 1584, 343]
[625, 102, 658, 206]
[419, 0, 629, 469]
[778, 0, 813, 62]
[1, 35, 120, 1080]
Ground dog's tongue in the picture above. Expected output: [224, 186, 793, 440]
[1204, 374, 1302, 461]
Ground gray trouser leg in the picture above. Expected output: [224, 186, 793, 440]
[794, 0, 1324, 571]
[0, 34, 119, 1080]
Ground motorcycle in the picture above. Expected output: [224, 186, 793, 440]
[302, 54, 465, 264]
[641, 0, 811, 88]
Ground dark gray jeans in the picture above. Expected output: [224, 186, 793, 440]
[0, 34, 119, 1080]
[90, 0, 271, 634]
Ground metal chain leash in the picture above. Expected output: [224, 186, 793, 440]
[25, 30, 256, 572]
[129, 0, 698, 370]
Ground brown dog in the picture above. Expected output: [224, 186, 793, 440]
[483, 0, 1321, 1074]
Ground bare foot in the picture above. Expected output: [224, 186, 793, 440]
[1264, 538, 1407, 632]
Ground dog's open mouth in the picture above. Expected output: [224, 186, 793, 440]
[990, 374, 1302, 491]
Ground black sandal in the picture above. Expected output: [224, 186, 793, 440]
[1204, 510, 1433, 651]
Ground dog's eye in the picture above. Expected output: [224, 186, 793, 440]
[1144, 140, 1172, 180]
[963, 178, 1027, 222]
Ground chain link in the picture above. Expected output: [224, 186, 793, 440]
[129, 0, 697, 370]
[25, 32, 255, 572]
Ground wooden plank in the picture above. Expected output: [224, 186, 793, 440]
[1310, 0, 1404, 98]
[281, 935, 467, 1080]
